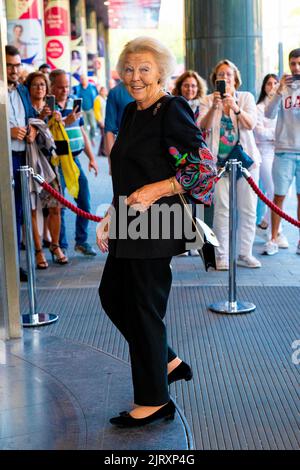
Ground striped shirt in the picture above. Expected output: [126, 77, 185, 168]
[55, 96, 85, 156]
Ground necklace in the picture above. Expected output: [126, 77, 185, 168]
[33, 102, 44, 113]
[137, 88, 166, 110]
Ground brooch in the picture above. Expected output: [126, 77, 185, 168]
[153, 102, 162, 116]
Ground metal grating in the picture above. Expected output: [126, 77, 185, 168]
[21, 285, 300, 450]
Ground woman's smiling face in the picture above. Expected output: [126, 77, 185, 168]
[123, 51, 162, 109]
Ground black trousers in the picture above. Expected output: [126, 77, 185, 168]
[99, 254, 177, 406]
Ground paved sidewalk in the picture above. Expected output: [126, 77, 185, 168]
[14, 144, 300, 450]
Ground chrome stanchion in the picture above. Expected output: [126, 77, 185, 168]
[209, 160, 256, 314]
[20, 166, 58, 326]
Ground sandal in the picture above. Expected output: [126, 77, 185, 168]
[49, 244, 68, 265]
[35, 249, 48, 270]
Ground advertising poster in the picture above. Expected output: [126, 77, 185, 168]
[85, 28, 97, 80]
[71, 39, 87, 87]
[7, 19, 44, 66]
[44, 0, 70, 70]
[6, 0, 44, 67]
[6, 0, 41, 20]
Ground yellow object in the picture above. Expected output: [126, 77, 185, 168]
[94, 95, 103, 123]
[48, 117, 80, 199]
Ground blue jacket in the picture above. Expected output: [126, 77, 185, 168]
[104, 82, 133, 134]
[17, 84, 36, 124]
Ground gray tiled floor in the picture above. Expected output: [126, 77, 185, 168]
[14, 141, 300, 450]
[1, 332, 189, 450]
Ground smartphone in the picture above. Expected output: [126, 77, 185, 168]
[73, 98, 82, 112]
[45, 95, 55, 112]
[292, 74, 300, 81]
[215, 79, 226, 98]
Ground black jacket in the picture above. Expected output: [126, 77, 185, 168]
[109, 95, 212, 259]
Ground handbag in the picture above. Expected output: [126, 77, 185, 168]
[227, 141, 253, 178]
[226, 119, 254, 178]
[179, 193, 219, 271]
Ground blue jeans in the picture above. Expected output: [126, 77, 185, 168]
[12, 150, 26, 255]
[59, 156, 91, 249]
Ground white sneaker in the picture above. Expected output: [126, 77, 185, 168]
[256, 225, 269, 241]
[189, 249, 200, 256]
[216, 257, 229, 271]
[262, 240, 279, 256]
[237, 255, 262, 268]
[276, 233, 289, 249]
[296, 241, 300, 255]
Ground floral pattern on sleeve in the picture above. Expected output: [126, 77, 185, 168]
[169, 146, 217, 205]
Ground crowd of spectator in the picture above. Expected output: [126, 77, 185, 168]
[5, 43, 300, 282]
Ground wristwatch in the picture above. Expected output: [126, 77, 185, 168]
[234, 107, 241, 115]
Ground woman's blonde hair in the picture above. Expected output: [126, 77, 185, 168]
[116, 36, 176, 88]
[172, 70, 207, 99]
[210, 59, 242, 90]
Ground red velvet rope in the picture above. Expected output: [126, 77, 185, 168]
[41, 181, 103, 223]
[40, 176, 300, 229]
[245, 175, 300, 228]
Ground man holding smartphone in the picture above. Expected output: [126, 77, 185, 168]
[6, 45, 38, 282]
[49, 69, 98, 257]
[73, 75, 98, 146]
[264, 48, 300, 256]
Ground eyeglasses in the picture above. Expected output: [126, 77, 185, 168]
[182, 84, 198, 89]
[31, 83, 47, 88]
[6, 63, 22, 70]
[216, 71, 234, 79]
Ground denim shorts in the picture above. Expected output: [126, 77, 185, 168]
[272, 152, 300, 195]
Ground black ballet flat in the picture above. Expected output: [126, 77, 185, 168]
[168, 361, 193, 385]
[109, 400, 176, 427]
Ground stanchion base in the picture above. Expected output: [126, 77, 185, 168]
[22, 313, 58, 327]
[209, 301, 256, 314]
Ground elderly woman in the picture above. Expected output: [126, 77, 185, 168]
[96, 37, 216, 427]
[172, 70, 207, 127]
[199, 59, 261, 270]
[26, 71, 68, 267]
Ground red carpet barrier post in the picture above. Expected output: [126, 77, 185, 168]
[209, 160, 256, 314]
[20, 166, 58, 327]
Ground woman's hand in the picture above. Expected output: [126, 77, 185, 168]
[25, 125, 38, 144]
[222, 93, 240, 113]
[53, 110, 62, 122]
[39, 105, 52, 120]
[212, 91, 222, 110]
[125, 183, 163, 212]
[96, 214, 111, 252]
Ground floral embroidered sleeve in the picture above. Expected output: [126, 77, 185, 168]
[163, 97, 217, 205]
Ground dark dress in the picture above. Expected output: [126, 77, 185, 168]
[99, 95, 216, 406]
